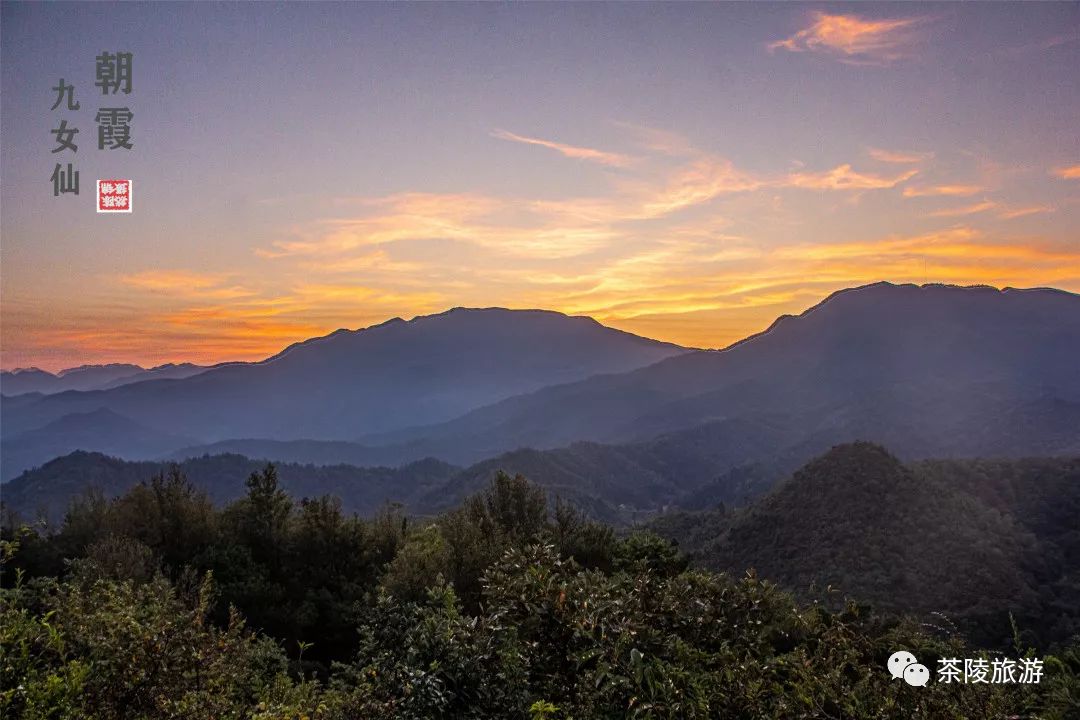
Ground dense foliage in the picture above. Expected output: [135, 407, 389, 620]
[649, 444, 1080, 651]
[3, 459, 1079, 718]
[1, 451, 459, 524]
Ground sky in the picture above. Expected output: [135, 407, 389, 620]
[2, 2, 1079, 372]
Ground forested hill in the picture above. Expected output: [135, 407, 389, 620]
[3, 461, 1078, 719]
[648, 443, 1080, 649]
[1, 451, 459, 522]
[8, 442, 1079, 652]
[1, 420, 789, 524]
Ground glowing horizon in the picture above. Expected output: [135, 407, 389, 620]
[6, 279, 1078, 375]
[2, 3, 1078, 373]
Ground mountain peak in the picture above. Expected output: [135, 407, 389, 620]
[2, 367, 53, 377]
[415, 306, 586, 323]
[0, 305, 689, 474]
[786, 441, 908, 495]
[813, 280, 1076, 308]
[56, 363, 144, 377]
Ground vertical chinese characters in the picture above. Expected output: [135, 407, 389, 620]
[49, 78, 80, 196]
[95, 51, 134, 152]
[48, 51, 136, 203]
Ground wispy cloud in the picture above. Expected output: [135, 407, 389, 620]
[774, 229, 1080, 267]
[562, 227, 1080, 346]
[118, 270, 255, 300]
[612, 121, 698, 157]
[636, 158, 763, 217]
[998, 205, 1055, 220]
[903, 184, 984, 197]
[119, 270, 228, 290]
[258, 150, 919, 265]
[868, 147, 934, 164]
[927, 200, 998, 218]
[491, 129, 634, 168]
[1040, 29, 1080, 50]
[768, 11, 925, 65]
[1052, 164, 1080, 180]
[784, 164, 918, 190]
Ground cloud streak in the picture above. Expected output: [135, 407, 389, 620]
[491, 129, 635, 167]
[769, 11, 925, 65]
[903, 184, 985, 198]
[927, 200, 998, 218]
[784, 164, 918, 191]
[1052, 164, 1080, 180]
[868, 147, 934, 164]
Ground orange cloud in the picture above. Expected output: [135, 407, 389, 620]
[260, 136, 940, 268]
[998, 205, 1055, 220]
[903, 184, 984, 197]
[784, 164, 918, 190]
[532, 224, 1080, 346]
[1052, 164, 1080, 179]
[636, 158, 763, 216]
[120, 270, 227, 290]
[774, 229, 1080, 266]
[491, 129, 634, 167]
[769, 11, 925, 64]
[260, 153, 767, 263]
[927, 200, 998, 218]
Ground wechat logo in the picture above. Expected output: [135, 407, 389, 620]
[888, 650, 930, 687]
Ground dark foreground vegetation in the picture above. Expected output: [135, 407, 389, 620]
[649, 444, 1080, 651]
[3, 454, 1080, 718]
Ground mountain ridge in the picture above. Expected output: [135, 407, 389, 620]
[0, 307, 689, 463]
[362, 281, 1080, 463]
[3, 282, 1077, 492]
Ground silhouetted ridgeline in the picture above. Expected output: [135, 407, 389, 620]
[3, 284, 1078, 484]
[0, 308, 686, 453]
[0, 362, 210, 395]
[371, 283, 1080, 465]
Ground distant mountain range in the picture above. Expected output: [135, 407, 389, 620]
[1, 308, 686, 479]
[0, 362, 212, 395]
[0, 409, 198, 486]
[2, 419, 784, 524]
[2, 282, 1078, 498]
[369, 283, 1080, 465]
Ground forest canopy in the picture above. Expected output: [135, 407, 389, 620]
[2, 451, 1079, 719]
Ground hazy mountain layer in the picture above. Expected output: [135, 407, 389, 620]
[367, 283, 1080, 464]
[0, 309, 687, 445]
[0, 409, 197, 482]
[1, 363, 210, 395]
